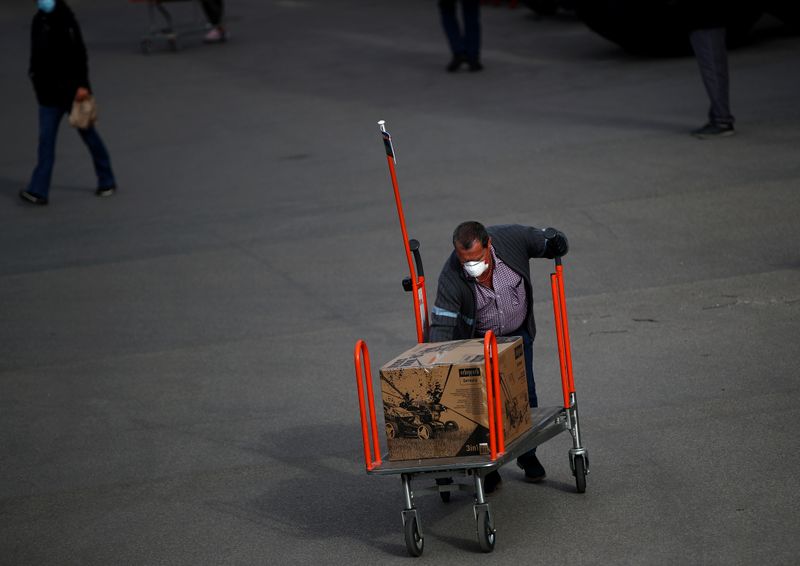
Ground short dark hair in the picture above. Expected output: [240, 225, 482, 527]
[452, 221, 489, 249]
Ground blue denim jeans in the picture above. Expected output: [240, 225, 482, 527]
[690, 28, 734, 127]
[438, 0, 481, 61]
[27, 105, 116, 198]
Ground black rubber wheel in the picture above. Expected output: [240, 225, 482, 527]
[444, 420, 459, 432]
[404, 515, 424, 557]
[574, 455, 587, 494]
[476, 508, 496, 553]
[439, 491, 451, 503]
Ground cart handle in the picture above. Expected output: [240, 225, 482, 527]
[378, 120, 429, 343]
[550, 258, 576, 409]
[483, 331, 505, 460]
[354, 340, 382, 470]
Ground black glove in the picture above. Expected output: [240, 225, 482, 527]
[543, 228, 569, 258]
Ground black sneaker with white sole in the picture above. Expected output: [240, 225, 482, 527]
[96, 185, 116, 197]
[19, 190, 48, 205]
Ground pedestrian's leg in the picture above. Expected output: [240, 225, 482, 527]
[200, 0, 223, 26]
[26, 106, 65, 200]
[202, 0, 226, 42]
[439, 0, 465, 60]
[690, 28, 733, 126]
[462, 0, 482, 66]
[515, 327, 545, 479]
[78, 126, 116, 192]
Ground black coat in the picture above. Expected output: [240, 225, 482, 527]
[29, 0, 90, 108]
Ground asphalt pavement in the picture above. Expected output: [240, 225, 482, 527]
[1, 1, 799, 564]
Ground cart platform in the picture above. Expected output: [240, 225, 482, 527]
[366, 406, 568, 475]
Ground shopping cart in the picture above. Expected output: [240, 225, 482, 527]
[352, 121, 590, 556]
[130, 0, 208, 53]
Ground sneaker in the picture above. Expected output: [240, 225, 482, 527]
[96, 185, 115, 197]
[691, 122, 735, 139]
[517, 454, 546, 483]
[483, 470, 502, 494]
[204, 26, 227, 43]
[467, 59, 484, 72]
[19, 190, 48, 205]
[446, 54, 465, 72]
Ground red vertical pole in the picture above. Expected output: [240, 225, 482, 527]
[551, 273, 571, 409]
[556, 264, 576, 394]
[354, 340, 381, 470]
[484, 332, 498, 460]
[379, 121, 427, 343]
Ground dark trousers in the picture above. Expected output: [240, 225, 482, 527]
[200, 0, 224, 26]
[513, 326, 538, 465]
[28, 105, 115, 199]
[690, 27, 734, 126]
[438, 0, 481, 61]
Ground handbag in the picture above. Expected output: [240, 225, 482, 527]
[68, 95, 98, 129]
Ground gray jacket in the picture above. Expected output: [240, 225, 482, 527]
[428, 224, 559, 342]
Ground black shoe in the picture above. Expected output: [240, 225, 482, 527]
[19, 190, 48, 205]
[446, 54, 466, 72]
[517, 454, 546, 483]
[691, 122, 735, 139]
[483, 470, 502, 494]
[96, 185, 116, 197]
[467, 59, 483, 72]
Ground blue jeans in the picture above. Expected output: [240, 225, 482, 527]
[438, 0, 481, 61]
[27, 105, 116, 198]
[690, 28, 734, 127]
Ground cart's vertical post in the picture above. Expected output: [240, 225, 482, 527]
[550, 268, 571, 409]
[378, 120, 429, 343]
[354, 340, 382, 470]
[483, 332, 498, 460]
[483, 332, 505, 459]
[555, 260, 576, 398]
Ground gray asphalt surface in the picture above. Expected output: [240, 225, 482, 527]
[1, 1, 799, 564]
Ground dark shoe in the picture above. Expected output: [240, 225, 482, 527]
[517, 454, 546, 483]
[483, 470, 502, 494]
[446, 54, 465, 72]
[691, 122, 735, 139]
[96, 185, 116, 197]
[19, 190, 48, 205]
[467, 59, 483, 72]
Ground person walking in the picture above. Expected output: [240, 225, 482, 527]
[439, 0, 483, 72]
[201, 0, 227, 43]
[429, 222, 569, 492]
[686, 1, 735, 138]
[21, 0, 116, 206]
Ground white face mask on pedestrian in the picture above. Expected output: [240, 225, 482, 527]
[463, 259, 489, 278]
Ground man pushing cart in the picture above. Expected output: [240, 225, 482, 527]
[353, 121, 589, 556]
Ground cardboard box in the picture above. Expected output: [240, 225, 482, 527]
[379, 337, 531, 461]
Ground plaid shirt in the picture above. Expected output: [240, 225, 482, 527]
[470, 245, 528, 336]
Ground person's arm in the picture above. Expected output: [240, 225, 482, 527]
[67, 14, 91, 96]
[542, 227, 569, 259]
[428, 266, 462, 343]
[516, 224, 567, 259]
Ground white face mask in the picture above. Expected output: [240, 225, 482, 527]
[463, 259, 489, 278]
